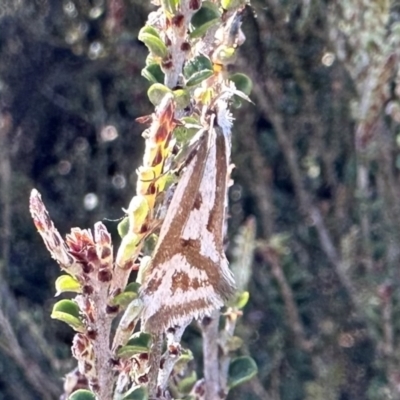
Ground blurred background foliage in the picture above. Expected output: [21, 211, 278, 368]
[1, 0, 400, 399]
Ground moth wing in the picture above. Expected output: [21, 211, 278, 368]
[140, 126, 235, 333]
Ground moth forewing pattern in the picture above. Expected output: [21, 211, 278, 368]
[140, 121, 236, 333]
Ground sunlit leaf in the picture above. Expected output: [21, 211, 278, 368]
[69, 389, 96, 400]
[138, 27, 168, 59]
[117, 332, 152, 358]
[51, 300, 84, 332]
[55, 275, 81, 296]
[147, 83, 173, 106]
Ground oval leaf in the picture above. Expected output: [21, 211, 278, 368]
[233, 291, 250, 309]
[212, 45, 236, 65]
[190, 18, 219, 39]
[177, 371, 197, 394]
[228, 356, 258, 389]
[161, 0, 180, 14]
[112, 282, 140, 308]
[123, 386, 148, 400]
[125, 282, 141, 294]
[51, 299, 84, 332]
[221, 0, 246, 10]
[147, 83, 173, 106]
[173, 116, 201, 144]
[117, 217, 129, 239]
[191, 1, 220, 28]
[111, 291, 138, 308]
[173, 89, 190, 109]
[69, 389, 96, 400]
[116, 232, 142, 268]
[226, 336, 244, 352]
[174, 349, 194, 372]
[229, 73, 253, 96]
[183, 55, 213, 79]
[117, 332, 152, 358]
[141, 63, 165, 84]
[125, 331, 152, 348]
[138, 32, 168, 59]
[186, 69, 213, 87]
[138, 25, 161, 39]
[55, 275, 81, 296]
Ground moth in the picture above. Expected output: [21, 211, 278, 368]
[140, 114, 236, 333]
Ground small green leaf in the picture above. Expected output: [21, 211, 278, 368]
[51, 300, 84, 332]
[174, 349, 194, 373]
[233, 291, 250, 309]
[147, 83, 173, 106]
[126, 331, 151, 348]
[173, 88, 190, 108]
[55, 275, 81, 296]
[177, 371, 197, 394]
[226, 336, 244, 352]
[190, 18, 219, 39]
[123, 386, 148, 400]
[161, 0, 180, 15]
[173, 116, 201, 144]
[116, 196, 150, 267]
[183, 55, 213, 79]
[141, 63, 165, 84]
[228, 356, 258, 389]
[139, 25, 162, 39]
[191, 1, 221, 28]
[112, 299, 143, 348]
[138, 28, 168, 59]
[186, 69, 214, 87]
[145, 53, 158, 66]
[117, 332, 152, 358]
[69, 389, 96, 400]
[126, 195, 150, 228]
[221, 0, 247, 10]
[116, 232, 142, 268]
[118, 217, 129, 238]
[229, 73, 253, 96]
[111, 282, 141, 308]
[212, 45, 237, 65]
[125, 282, 141, 294]
[112, 291, 138, 308]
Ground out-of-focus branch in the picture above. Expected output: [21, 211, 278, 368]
[328, 1, 400, 272]
[0, 304, 60, 400]
[377, 282, 400, 398]
[0, 110, 12, 274]
[261, 245, 312, 352]
[235, 113, 275, 237]
[242, 58, 364, 322]
[0, 110, 61, 398]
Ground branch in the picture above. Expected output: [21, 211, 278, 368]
[0, 303, 60, 400]
[201, 311, 222, 399]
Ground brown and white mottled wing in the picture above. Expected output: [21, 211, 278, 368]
[140, 126, 236, 333]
